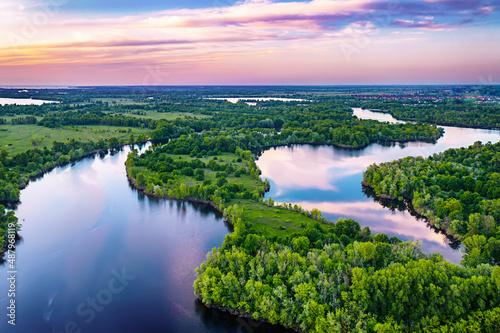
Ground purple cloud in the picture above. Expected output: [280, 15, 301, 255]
[391, 18, 448, 30]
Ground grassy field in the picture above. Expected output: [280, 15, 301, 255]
[232, 199, 335, 237]
[140, 152, 254, 187]
[0, 124, 150, 154]
[165, 152, 244, 165]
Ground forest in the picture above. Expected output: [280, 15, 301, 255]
[363, 141, 500, 268]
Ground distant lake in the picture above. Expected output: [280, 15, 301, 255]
[0, 98, 59, 105]
[205, 97, 308, 105]
[256, 108, 500, 264]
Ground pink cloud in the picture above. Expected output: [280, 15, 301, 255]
[392, 19, 451, 30]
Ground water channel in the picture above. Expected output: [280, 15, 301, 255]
[0, 146, 288, 332]
[256, 108, 500, 264]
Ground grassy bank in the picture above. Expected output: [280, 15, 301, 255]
[125, 147, 336, 238]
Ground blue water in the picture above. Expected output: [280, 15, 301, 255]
[0, 146, 289, 333]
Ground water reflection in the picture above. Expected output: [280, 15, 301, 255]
[353, 108, 406, 124]
[0, 145, 287, 333]
[257, 109, 500, 264]
[362, 187, 460, 248]
[0, 97, 59, 105]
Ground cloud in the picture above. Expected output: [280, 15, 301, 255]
[479, 6, 494, 15]
[1, 0, 495, 52]
[364, 0, 497, 20]
[392, 18, 450, 30]
[421, 0, 482, 10]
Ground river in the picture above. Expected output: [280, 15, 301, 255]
[0, 98, 59, 106]
[0, 145, 288, 333]
[1, 108, 498, 332]
[256, 108, 500, 264]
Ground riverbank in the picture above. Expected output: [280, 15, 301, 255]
[361, 181, 461, 246]
[0, 141, 148, 259]
[126, 171, 231, 225]
[360, 139, 500, 263]
[0, 143, 242, 333]
[361, 183, 464, 242]
[252, 135, 442, 153]
[200, 299, 301, 333]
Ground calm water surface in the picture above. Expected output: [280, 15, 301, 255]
[256, 108, 500, 264]
[0, 146, 289, 333]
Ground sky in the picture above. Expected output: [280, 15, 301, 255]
[0, 0, 499, 86]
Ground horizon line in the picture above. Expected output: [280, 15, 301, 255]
[1, 84, 499, 88]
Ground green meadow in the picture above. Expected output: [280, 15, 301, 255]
[0, 124, 150, 154]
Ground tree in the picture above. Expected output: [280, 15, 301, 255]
[195, 168, 205, 181]
[181, 167, 194, 176]
[311, 208, 321, 220]
[374, 233, 389, 244]
[136, 173, 146, 187]
[179, 183, 188, 199]
[335, 218, 361, 239]
[216, 177, 227, 187]
[462, 235, 490, 267]
[292, 236, 310, 255]
[154, 186, 164, 197]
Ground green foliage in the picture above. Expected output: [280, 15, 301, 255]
[373, 233, 389, 244]
[194, 226, 499, 332]
[121, 117, 500, 331]
[0, 205, 20, 250]
[364, 141, 500, 266]
[107, 136, 119, 148]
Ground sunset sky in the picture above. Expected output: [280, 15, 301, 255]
[1, 0, 499, 85]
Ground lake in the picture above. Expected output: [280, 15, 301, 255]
[0, 145, 289, 333]
[256, 108, 500, 264]
[0, 98, 59, 106]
